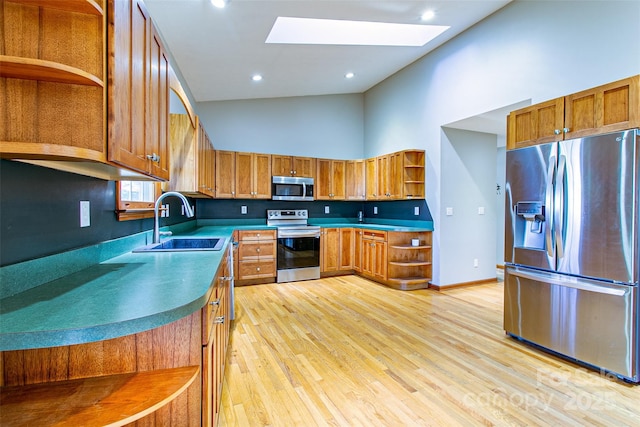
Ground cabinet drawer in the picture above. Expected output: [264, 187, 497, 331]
[238, 229, 276, 241]
[361, 230, 387, 241]
[238, 261, 276, 279]
[238, 241, 276, 260]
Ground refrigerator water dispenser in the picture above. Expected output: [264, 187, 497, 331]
[514, 201, 545, 249]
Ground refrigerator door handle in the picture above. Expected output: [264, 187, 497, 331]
[507, 267, 629, 296]
[555, 155, 566, 259]
[545, 157, 556, 258]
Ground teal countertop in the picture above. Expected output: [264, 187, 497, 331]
[0, 219, 432, 351]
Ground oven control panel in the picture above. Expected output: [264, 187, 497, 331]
[267, 209, 308, 220]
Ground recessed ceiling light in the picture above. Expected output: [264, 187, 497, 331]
[421, 10, 435, 21]
[210, 0, 229, 9]
[345, 72, 355, 79]
[252, 74, 263, 82]
[266, 17, 449, 47]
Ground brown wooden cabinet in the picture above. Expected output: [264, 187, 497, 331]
[108, 0, 170, 180]
[339, 228, 355, 270]
[320, 228, 340, 272]
[202, 245, 232, 427]
[387, 231, 432, 290]
[165, 114, 215, 197]
[361, 229, 387, 282]
[272, 155, 316, 178]
[235, 152, 272, 199]
[236, 229, 277, 281]
[316, 158, 346, 200]
[0, 0, 174, 181]
[0, 0, 107, 169]
[353, 229, 363, 272]
[345, 159, 366, 200]
[215, 150, 236, 198]
[507, 75, 640, 149]
[366, 150, 425, 200]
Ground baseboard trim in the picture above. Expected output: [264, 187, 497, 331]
[429, 277, 497, 291]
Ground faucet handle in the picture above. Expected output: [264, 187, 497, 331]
[159, 231, 172, 238]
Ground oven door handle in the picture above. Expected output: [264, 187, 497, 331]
[278, 229, 320, 238]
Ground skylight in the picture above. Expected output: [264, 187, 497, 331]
[266, 17, 449, 47]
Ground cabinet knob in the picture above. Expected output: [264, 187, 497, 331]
[554, 129, 561, 135]
[256, 267, 261, 271]
[146, 153, 160, 162]
[256, 248, 260, 253]
[563, 127, 570, 133]
[214, 316, 225, 324]
[210, 299, 220, 306]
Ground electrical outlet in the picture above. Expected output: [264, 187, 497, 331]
[161, 204, 169, 218]
[80, 201, 90, 228]
[241, 205, 247, 214]
[373, 206, 378, 215]
[446, 207, 453, 216]
[478, 206, 485, 215]
[324, 206, 330, 214]
[473, 258, 479, 268]
[414, 206, 420, 216]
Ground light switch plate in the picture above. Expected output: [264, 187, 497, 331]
[324, 206, 330, 214]
[80, 201, 90, 227]
[414, 206, 420, 216]
[478, 206, 485, 215]
[241, 205, 247, 214]
[446, 207, 453, 216]
[373, 206, 378, 215]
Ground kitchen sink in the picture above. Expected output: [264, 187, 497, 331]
[133, 238, 226, 252]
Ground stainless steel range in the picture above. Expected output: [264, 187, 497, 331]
[267, 209, 321, 283]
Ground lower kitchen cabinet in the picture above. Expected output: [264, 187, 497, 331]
[386, 231, 432, 290]
[361, 230, 387, 282]
[235, 229, 276, 283]
[202, 245, 232, 427]
[320, 228, 340, 272]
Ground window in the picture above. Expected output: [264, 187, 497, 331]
[116, 181, 161, 221]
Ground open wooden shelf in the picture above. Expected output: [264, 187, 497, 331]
[386, 276, 431, 290]
[389, 261, 432, 267]
[0, 56, 104, 87]
[7, 0, 104, 15]
[0, 366, 199, 427]
[390, 244, 432, 250]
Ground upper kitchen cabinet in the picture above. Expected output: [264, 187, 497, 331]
[108, 0, 170, 180]
[164, 114, 215, 197]
[235, 152, 272, 199]
[272, 155, 316, 178]
[316, 158, 345, 200]
[365, 150, 425, 200]
[1, 0, 174, 180]
[215, 150, 236, 198]
[0, 0, 106, 164]
[345, 159, 366, 200]
[507, 75, 640, 149]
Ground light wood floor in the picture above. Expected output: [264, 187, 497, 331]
[219, 275, 639, 426]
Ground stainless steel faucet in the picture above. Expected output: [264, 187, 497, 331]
[153, 191, 194, 243]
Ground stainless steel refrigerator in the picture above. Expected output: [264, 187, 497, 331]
[504, 129, 640, 383]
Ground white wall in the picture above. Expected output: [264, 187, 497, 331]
[363, 0, 640, 286]
[195, 94, 364, 159]
[440, 128, 497, 284]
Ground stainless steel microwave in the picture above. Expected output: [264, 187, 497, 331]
[272, 176, 314, 201]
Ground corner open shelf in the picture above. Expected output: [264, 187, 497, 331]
[0, 366, 199, 427]
[402, 150, 425, 199]
[7, 0, 104, 15]
[0, 56, 104, 87]
[386, 232, 432, 290]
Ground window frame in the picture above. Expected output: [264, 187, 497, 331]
[115, 181, 162, 221]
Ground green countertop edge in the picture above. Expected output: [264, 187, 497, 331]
[0, 219, 432, 351]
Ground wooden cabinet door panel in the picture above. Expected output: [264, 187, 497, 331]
[507, 98, 564, 149]
[332, 160, 346, 199]
[565, 75, 640, 139]
[293, 156, 315, 178]
[346, 160, 365, 200]
[316, 158, 332, 200]
[215, 150, 235, 198]
[235, 152, 253, 198]
[272, 155, 292, 176]
[321, 228, 340, 272]
[253, 153, 272, 198]
[365, 157, 377, 200]
[339, 228, 354, 270]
